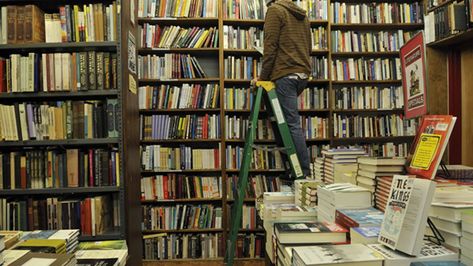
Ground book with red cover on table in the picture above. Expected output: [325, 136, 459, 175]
[407, 115, 456, 180]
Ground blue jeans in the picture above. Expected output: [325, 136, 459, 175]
[274, 76, 310, 177]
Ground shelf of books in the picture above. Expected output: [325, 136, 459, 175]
[136, 0, 425, 263]
[0, 0, 142, 264]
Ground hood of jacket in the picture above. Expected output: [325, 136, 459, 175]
[274, 0, 307, 20]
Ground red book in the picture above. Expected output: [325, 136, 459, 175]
[80, 201, 86, 233]
[407, 115, 456, 179]
[84, 198, 92, 235]
[88, 149, 94, 186]
[163, 175, 169, 199]
[0, 59, 5, 92]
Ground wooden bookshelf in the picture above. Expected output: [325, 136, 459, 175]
[331, 23, 423, 30]
[0, 138, 120, 147]
[140, 139, 222, 144]
[0, 186, 121, 196]
[0, 90, 119, 100]
[141, 198, 223, 203]
[331, 51, 400, 57]
[427, 28, 473, 49]
[0, 41, 117, 52]
[143, 229, 224, 234]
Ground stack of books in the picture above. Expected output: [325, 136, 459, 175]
[461, 211, 473, 265]
[317, 183, 372, 223]
[295, 179, 321, 207]
[356, 157, 406, 205]
[8, 253, 76, 266]
[48, 230, 80, 253]
[374, 176, 393, 212]
[368, 241, 459, 266]
[14, 239, 67, 253]
[321, 148, 367, 184]
[2, 250, 30, 265]
[292, 244, 383, 266]
[76, 240, 128, 266]
[335, 207, 384, 244]
[312, 157, 324, 180]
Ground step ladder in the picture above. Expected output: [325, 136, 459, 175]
[224, 81, 305, 266]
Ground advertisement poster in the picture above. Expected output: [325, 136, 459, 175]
[400, 32, 427, 119]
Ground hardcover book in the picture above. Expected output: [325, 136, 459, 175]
[274, 222, 347, 244]
[292, 244, 383, 266]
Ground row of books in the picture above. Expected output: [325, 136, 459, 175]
[227, 174, 284, 200]
[365, 142, 409, 157]
[224, 116, 273, 140]
[301, 116, 329, 139]
[141, 145, 221, 171]
[334, 86, 404, 110]
[424, 1, 468, 44]
[330, 2, 423, 24]
[296, 0, 328, 20]
[311, 26, 328, 50]
[138, 84, 220, 110]
[223, 26, 263, 50]
[222, 0, 267, 20]
[332, 114, 416, 138]
[140, 114, 221, 140]
[223, 86, 328, 110]
[138, 54, 207, 79]
[0, 100, 119, 141]
[238, 204, 259, 230]
[331, 58, 401, 81]
[0, 52, 117, 93]
[0, 3, 118, 44]
[137, 0, 218, 18]
[140, 25, 219, 48]
[0, 195, 119, 236]
[143, 233, 224, 260]
[331, 30, 412, 53]
[140, 175, 222, 200]
[225, 145, 283, 170]
[312, 56, 328, 80]
[142, 204, 222, 230]
[224, 56, 261, 80]
[0, 148, 120, 190]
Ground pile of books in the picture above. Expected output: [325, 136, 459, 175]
[356, 157, 406, 206]
[295, 179, 321, 207]
[321, 148, 367, 184]
[317, 183, 372, 223]
[462, 211, 473, 265]
[312, 157, 324, 180]
[335, 207, 384, 244]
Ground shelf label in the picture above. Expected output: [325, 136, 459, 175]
[271, 98, 285, 124]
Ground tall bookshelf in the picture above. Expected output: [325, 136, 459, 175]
[136, 0, 423, 263]
[0, 0, 142, 264]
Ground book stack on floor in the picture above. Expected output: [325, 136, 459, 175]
[443, 165, 473, 184]
[75, 240, 128, 266]
[9, 253, 76, 266]
[321, 148, 367, 184]
[275, 222, 348, 266]
[19, 230, 79, 254]
[2, 249, 30, 265]
[356, 157, 406, 205]
[374, 176, 394, 212]
[368, 240, 459, 266]
[461, 211, 473, 265]
[335, 207, 384, 244]
[0, 231, 21, 250]
[295, 179, 321, 207]
[14, 238, 66, 254]
[317, 183, 372, 223]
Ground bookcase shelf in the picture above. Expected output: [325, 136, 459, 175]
[427, 0, 456, 13]
[78, 231, 123, 242]
[138, 48, 219, 55]
[0, 138, 120, 147]
[227, 198, 256, 203]
[237, 229, 265, 233]
[138, 17, 219, 26]
[141, 169, 223, 174]
[333, 108, 404, 114]
[332, 80, 402, 85]
[332, 136, 415, 144]
[0, 41, 117, 53]
[139, 108, 221, 114]
[139, 78, 220, 84]
[308, 79, 331, 84]
[426, 28, 473, 49]
[331, 51, 399, 57]
[225, 138, 330, 143]
[0, 90, 119, 101]
[225, 169, 285, 173]
[223, 19, 265, 26]
[224, 109, 331, 114]
[143, 229, 223, 234]
[331, 23, 423, 30]
[0, 186, 120, 196]
[141, 198, 223, 204]
[141, 139, 221, 144]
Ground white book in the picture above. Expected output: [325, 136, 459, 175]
[1, 7, 6, 44]
[378, 175, 436, 256]
[75, 249, 128, 266]
[292, 244, 383, 266]
[18, 104, 29, 141]
[368, 241, 458, 266]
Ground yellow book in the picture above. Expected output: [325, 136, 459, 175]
[115, 152, 120, 187]
[73, 5, 80, 42]
[15, 239, 66, 253]
[173, 0, 181, 17]
[194, 30, 209, 48]
[83, 5, 89, 42]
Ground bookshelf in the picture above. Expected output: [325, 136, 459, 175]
[136, 0, 423, 263]
[0, 0, 142, 264]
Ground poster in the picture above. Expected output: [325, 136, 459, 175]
[400, 32, 427, 119]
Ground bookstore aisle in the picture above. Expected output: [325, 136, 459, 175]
[1, 0, 473, 265]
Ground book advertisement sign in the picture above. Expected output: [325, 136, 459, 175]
[400, 32, 427, 119]
[379, 175, 413, 250]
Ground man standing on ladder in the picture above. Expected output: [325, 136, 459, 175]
[252, 0, 312, 177]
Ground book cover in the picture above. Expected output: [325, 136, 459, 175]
[335, 207, 384, 228]
[292, 244, 383, 266]
[407, 115, 456, 180]
[378, 175, 436, 256]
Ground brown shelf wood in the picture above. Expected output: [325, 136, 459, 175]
[143, 228, 223, 234]
[427, 28, 473, 49]
[331, 23, 423, 30]
[333, 108, 404, 113]
[142, 169, 222, 174]
[140, 139, 222, 144]
[138, 17, 218, 26]
[223, 19, 265, 26]
[331, 51, 399, 57]
[141, 198, 222, 203]
[427, 0, 456, 13]
[332, 136, 415, 144]
[140, 108, 221, 114]
[138, 48, 219, 54]
[139, 78, 220, 84]
[332, 80, 402, 85]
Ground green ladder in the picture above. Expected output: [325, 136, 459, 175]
[224, 81, 305, 266]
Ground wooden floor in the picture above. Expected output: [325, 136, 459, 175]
[143, 258, 266, 266]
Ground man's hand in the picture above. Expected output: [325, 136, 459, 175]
[251, 77, 260, 91]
